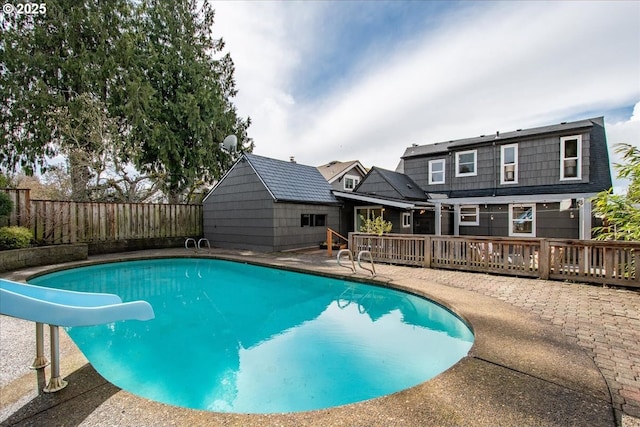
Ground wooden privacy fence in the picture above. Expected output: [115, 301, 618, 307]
[2, 188, 202, 245]
[349, 232, 639, 288]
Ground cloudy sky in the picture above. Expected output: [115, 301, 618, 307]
[211, 1, 640, 192]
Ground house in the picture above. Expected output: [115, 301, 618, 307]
[349, 116, 611, 239]
[332, 167, 446, 234]
[317, 160, 368, 192]
[202, 153, 342, 251]
[203, 116, 612, 252]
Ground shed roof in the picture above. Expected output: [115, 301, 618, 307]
[245, 153, 339, 204]
[402, 117, 602, 159]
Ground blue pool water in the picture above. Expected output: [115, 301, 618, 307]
[30, 258, 474, 413]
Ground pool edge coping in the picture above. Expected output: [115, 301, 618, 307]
[1, 249, 616, 427]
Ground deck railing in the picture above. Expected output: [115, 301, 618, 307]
[546, 239, 639, 286]
[349, 233, 639, 288]
[325, 228, 349, 257]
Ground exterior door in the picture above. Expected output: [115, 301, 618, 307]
[355, 206, 383, 232]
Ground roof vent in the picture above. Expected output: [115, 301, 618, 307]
[495, 131, 500, 139]
[480, 134, 485, 137]
[412, 143, 418, 147]
[289, 156, 296, 163]
[406, 184, 412, 189]
[561, 121, 567, 125]
[516, 129, 522, 131]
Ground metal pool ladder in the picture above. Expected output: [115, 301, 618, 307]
[357, 250, 376, 277]
[336, 249, 376, 277]
[337, 249, 356, 273]
[185, 238, 211, 252]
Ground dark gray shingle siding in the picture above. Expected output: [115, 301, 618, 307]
[588, 119, 613, 191]
[356, 167, 428, 200]
[372, 167, 428, 200]
[401, 116, 611, 197]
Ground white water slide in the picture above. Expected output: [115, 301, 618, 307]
[0, 278, 154, 392]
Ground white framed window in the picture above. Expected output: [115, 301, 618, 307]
[402, 212, 411, 228]
[560, 135, 582, 180]
[509, 204, 536, 237]
[500, 144, 518, 184]
[455, 150, 477, 177]
[343, 175, 360, 190]
[459, 205, 479, 226]
[428, 159, 446, 184]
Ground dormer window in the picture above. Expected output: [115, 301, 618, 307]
[560, 135, 582, 180]
[343, 175, 359, 191]
[455, 150, 477, 177]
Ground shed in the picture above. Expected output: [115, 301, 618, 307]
[203, 153, 342, 252]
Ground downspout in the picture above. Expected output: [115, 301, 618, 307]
[448, 151, 453, 197]
[492, 140, 497, 197]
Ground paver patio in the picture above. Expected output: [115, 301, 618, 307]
[377, 264, 640, 423]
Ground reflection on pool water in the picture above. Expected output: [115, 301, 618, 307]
[30, 258, 474, 413]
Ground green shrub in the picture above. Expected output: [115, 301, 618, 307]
[0, 192, 13, 217]
[359, 215, 393, 236]
[0, 226, 33, 250]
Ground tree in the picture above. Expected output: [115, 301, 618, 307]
[0, 192, 12, 218]
[0, 172, 14, 188]
[1, 0, 252, 203]
[125, 0, 252, 203]
[14, 173, 66, 200]
[1, 0, 136, 200]
[592, 143, 640, 241]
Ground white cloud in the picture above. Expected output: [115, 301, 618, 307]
[213, 0, 640, 183]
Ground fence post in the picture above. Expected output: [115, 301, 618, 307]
[604, 247, 614, 280]
[424, 236, 431, 268]
[327, 228, 333, 257]
[634, 248, 640, 282]
[539, 239, 550, 279]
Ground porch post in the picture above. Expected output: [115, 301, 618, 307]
[453, 204, 460, 236]
[579, 198, 592, 240]
[434, 203, 442, 236]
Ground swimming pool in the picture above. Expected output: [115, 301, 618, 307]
[29, 258, 474, 413]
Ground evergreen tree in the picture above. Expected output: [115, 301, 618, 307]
[128, 0, 252, 203]
[1, 1, 136, 200]
[1, 0, 252, 203]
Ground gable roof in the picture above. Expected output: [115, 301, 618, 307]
[244, 153, 339, 204]
[357, 167, 428, 200]
[402, 117, 603, 159]
[317, 160, 367, 183]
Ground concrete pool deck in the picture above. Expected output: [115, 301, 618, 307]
[1, 248, 639, 426]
